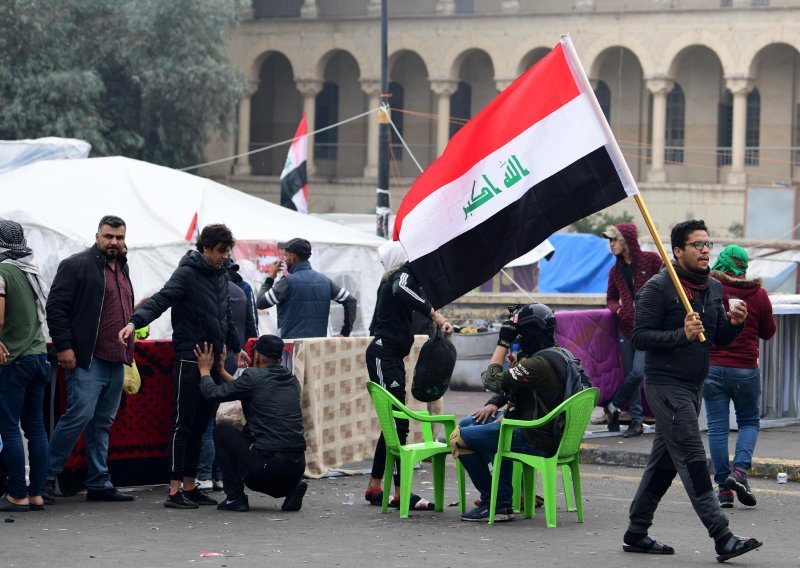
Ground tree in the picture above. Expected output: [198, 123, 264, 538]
[569, 210, 634, 236]
[0, 0, 244, 168]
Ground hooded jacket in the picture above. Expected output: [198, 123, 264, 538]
[605, 222, 663, 339]
[130, 250, 240, 360]
[709, 271, 776, 369]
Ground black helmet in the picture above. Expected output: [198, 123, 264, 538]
[515, 303, 556, 332]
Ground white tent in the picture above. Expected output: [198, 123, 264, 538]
[0, 156, 385, 339]
[0, 137, 91, 175]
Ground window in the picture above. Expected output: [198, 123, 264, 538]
[665, 83, 685, 164]
[389, 81, 404, 160]
[450, 81, 471, 139]
[717, 89, 733, 166]
[745, 88, 760, 166]
[594, 80, 611, 123]
[314, 82, 338, 161]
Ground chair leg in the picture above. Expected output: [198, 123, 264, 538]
[399, 455, 414, 519]
[561, 464, 575, 512]
[432, 454, 445, 512]
[542, 462, 558, 528]
[455, 459, 466, 515]
[382, 454, 395, 514]
[570, 461, 584, 523]
[488, 454, 504, 525]
[523, 465, 535, 520]
[511, 462, 522, 513]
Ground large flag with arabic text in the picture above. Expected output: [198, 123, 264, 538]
[280, 114, 308, 214]
[393, 36, 639, 308]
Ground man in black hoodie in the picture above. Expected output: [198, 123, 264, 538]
[119, 224, 248, 510]
[194, 335, 306, 513]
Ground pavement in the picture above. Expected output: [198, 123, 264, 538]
[442, 389, 800, 482]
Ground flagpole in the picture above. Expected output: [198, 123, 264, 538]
[375, 0, 390, 238]
[560, 34, 705, 342]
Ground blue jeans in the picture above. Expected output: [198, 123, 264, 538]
[703, 365, 761, 486]
[0, 354, 51, 498]
[197, 413, 222, 481]
[611, 333, 645, 422]
[47, 357, 124, 489]
[458, 416, 548, 506]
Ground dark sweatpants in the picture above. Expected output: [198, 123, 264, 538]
[627, 381, 732, 542]
[168, 359, 220, 481]
[213, 423, 305, 501]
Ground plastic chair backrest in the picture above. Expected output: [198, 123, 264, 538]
[554, 387, 600, 459]
[366, 381, 408, 451]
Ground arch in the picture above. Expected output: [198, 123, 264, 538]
[388, 50, 433, 173]
[246, 48, 298, 83]
[516, 47, 551, 77]
[389, 49, 429, 79]
[663, 38, 732, 79]
[449, 49, 495, 121]
[746, 39, 800, 79]
[595, 80, 611, 122]
[316, 49, 362, 83]
[583, 35, 653, 79]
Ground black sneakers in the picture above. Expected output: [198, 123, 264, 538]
[184, 487, 219, 506]
[623, 421, 644, 438]
[86, 486, 136, 502]
[718, 488, 734, 508]
[725, 469, 756, 507]
[460, 502, 514, 522]
[164, 490, 199, 509]
[217, 495, 250, 512]
[281, 480, 307, 512]
[604, 404, 621, 432]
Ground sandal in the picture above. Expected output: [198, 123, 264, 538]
[622, 535, 675, 555]
[388, 494, 435, 510]
[365, 489, 384, 506]
[716, 536, 762, 563]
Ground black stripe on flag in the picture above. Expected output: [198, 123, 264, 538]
[410, 146, 628, 308]
[280, 161, 307, 210]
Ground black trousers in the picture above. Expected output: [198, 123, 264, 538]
[168, 360, 220, 481]
[213, 423, 305, 501]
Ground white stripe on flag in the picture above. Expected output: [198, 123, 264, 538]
[399, 92, 626, 262]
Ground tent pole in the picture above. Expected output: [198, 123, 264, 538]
[376, 0, 390, 238]
[499, 268, 536, 302]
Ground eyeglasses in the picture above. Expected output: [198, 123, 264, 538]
[684, 241, 714, 251]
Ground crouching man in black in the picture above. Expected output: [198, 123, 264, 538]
[194, 335, 307, 513]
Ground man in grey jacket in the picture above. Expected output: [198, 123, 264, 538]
[195, 335, 306, 513]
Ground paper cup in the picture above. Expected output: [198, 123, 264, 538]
[728, 298, 743, 312]
[777, 472, 788, 484]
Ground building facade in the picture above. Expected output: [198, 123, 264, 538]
[203, 0, 800, 238]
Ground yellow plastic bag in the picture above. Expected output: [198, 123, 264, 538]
[123, 362, 141, 395]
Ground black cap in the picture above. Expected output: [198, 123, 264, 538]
[254, 335, 284, 359]
[277, 238, 312, 257]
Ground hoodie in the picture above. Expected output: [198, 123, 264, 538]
[605, 222, 663, 339]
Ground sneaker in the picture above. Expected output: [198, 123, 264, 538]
[623, 421, 644, 438]
[86, 486, 135, 502]
[164, 490, 199, 509]
[217, 495, 250, 512]
[196, 479, 213, 491]
[211, 479, 224, 492]
[184, 487, 219, 506]
[281, 480, 307, 511]
[718, 488, 734, 508]
[460, 502, 514, 522]
[726, 469, 756, 507]
[42, 479, 56, 504]
[604, 404, 620, 432]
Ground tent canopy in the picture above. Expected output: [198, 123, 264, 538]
[0, 156, 385, 338]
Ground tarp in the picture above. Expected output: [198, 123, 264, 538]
[538, 232, 614, 293]
[0, 137, 91, 175]
[0, 156, 385, 339]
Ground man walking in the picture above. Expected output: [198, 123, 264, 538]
[623, 219, 761, 562]
[602, 222, 662, 437]
[194, 335, 307, 513]
[44, 215, 135, 503]
[256, 238, 357, 339]
[119, 224, 248, 509]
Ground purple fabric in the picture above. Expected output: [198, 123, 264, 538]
[554, 309, 622, 405]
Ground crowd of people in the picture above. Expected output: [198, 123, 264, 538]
[0, 214, 775, 562]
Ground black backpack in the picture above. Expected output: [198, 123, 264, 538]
[411, 327, 457, 402]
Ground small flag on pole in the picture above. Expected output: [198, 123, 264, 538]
[184, 211, 199, 242]
[393, 35, 639, 308]
[280, 114, 308, 214]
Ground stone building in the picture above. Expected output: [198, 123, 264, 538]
[203, 0, 800, 239]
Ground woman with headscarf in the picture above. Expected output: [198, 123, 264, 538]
[0, 220, 50, 511]
[706, 244, 775, 509]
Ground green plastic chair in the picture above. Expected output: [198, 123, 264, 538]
[488, 387, 600, 527]
[366, 381, 465, 519]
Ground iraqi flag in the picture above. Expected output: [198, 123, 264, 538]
[393, 35, 638, 308]
[280, 114, 308, 214]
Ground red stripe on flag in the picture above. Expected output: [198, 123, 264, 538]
[394, 42, 579, 239]
[184, 211, 198, 242]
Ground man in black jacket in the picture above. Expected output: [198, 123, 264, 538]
[45, 215, 136, 503]
[623, 219, 762, 563]
[119, 224, 248, 510]
[194, 335, 307, 513]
